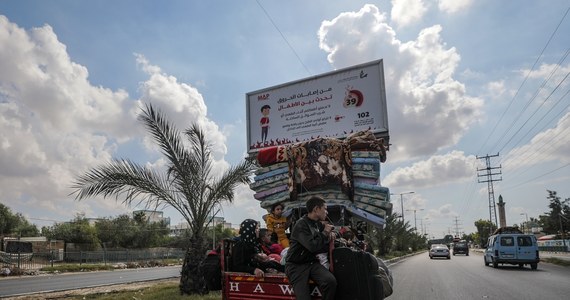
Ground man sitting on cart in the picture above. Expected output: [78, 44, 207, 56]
[285, 196, 337, 300]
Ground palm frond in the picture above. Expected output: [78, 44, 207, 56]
[138, 103, 192, 178]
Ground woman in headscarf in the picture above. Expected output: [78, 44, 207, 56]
[232, 219, 283, 277]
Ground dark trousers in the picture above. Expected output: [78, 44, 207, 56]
[286, 261, 336, 300]
[261, 127, 268, 142]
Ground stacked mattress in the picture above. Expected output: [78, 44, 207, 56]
[250, 131, 391, 228]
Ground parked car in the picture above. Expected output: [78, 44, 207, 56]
[483, 228, 539, 269]
[429, 244, 451, 259]
[453, 241, 469, 256]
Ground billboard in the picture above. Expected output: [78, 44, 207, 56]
[246, 59, 389, 153]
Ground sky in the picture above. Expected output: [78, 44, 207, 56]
[1, 0, 569, 239]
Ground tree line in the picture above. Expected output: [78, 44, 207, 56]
[0, 203, 236, 252]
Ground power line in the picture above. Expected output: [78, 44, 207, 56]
[502, 162, 570, 191]
[478, 6, 570, 155]
[502, 100, 570, 179]
[255, 0, 312, 75]
[496, 57, 570, 154]
[502, 86, 570, 166]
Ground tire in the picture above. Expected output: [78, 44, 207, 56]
[492, 259, 498, 268]
[466, 253, 469, 256]
[484, 257, 489, 266]
[518, 263, 524, 268]
[430, 256, 433, 259]
[447, 256, 451, 260]
[531, 263, 537, 270]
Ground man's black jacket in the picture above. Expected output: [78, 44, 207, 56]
[286, 215, 330, 264]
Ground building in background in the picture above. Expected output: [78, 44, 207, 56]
[132, 210, 170, 226]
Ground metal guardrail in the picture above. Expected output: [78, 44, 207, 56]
[0, 248, 186, 271]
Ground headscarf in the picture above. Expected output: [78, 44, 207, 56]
[239, 219, 260, 252]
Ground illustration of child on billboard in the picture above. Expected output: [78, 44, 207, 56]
[260, 104, 271, 144]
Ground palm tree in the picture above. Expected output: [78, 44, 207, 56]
[71, 103, 255, 295]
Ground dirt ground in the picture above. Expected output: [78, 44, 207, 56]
[6, 278, 179, 300]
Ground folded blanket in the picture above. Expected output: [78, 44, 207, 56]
[356, 196, 392, 210]
[354, 177, 379, 185]
[352, 157, 381, 164]
[257, 145, 288, 167]
[250, 173, 289, 190]
[353, 170, 380, 179]
[287, 137, 353, 201]
[351, 151, 383, 158]
[253, 184, 288, 200]
[253, 167, 288, 181]
[354, 182, 390, 195]
[250, 177, 289, 192]
[254, 162, 289, 175]
[345, 131, 387, 162]
[353, 163, 380, 172]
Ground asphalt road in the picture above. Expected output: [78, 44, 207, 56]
[2, 252, 568, 299]
[0, 265, 181, 298]
[388, 251, 570, 300]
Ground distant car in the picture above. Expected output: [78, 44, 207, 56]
[429, 244, 451, 259]
[453, 241, 469, 256]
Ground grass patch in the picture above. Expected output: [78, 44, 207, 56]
[40, 264, 114, 273]
[65, 282, 222, 300]
[39, 260, 181, 274]
[542, 257, 570, 267]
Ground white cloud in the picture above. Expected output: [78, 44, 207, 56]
[318, 5, 483, 160]
[391, 0, 428, 27]
[135, 54, 228, 163]
[425, 203, 459, 223]
[219, 183, 269, 228]
[504, 111, 570, 170]
[438, 0, 473, 14]
[486, 80, 507, 99]
[383, 150, 477, 188]
[0, 16, 238, 224]
[0, 16, 138, 220]
[522, 63, 570, 89]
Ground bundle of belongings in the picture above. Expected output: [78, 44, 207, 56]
[251, 130, 392, 228]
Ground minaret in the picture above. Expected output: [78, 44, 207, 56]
[497, 195, 506, 228]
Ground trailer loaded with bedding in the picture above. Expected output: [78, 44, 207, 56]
[219, 59, 393, 299]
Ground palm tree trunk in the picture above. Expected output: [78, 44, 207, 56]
[179, 235, 207, 295]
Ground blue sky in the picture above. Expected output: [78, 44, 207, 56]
[1, 0, 569, 238]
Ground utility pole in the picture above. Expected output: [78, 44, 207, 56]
[560, 214, 568, 252]
[391, 191, 414, 223]
[406, 208, 424, 234]
[520, 213, 529, 234]
[453, 216, 462, 238]
[477, 153, 502, 233]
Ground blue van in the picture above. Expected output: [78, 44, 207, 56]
[483, 228, 539, 270]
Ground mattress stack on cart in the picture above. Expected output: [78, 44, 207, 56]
[250, 130, 391, 228]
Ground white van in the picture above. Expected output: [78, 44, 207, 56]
[483, 228, 539, 270]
